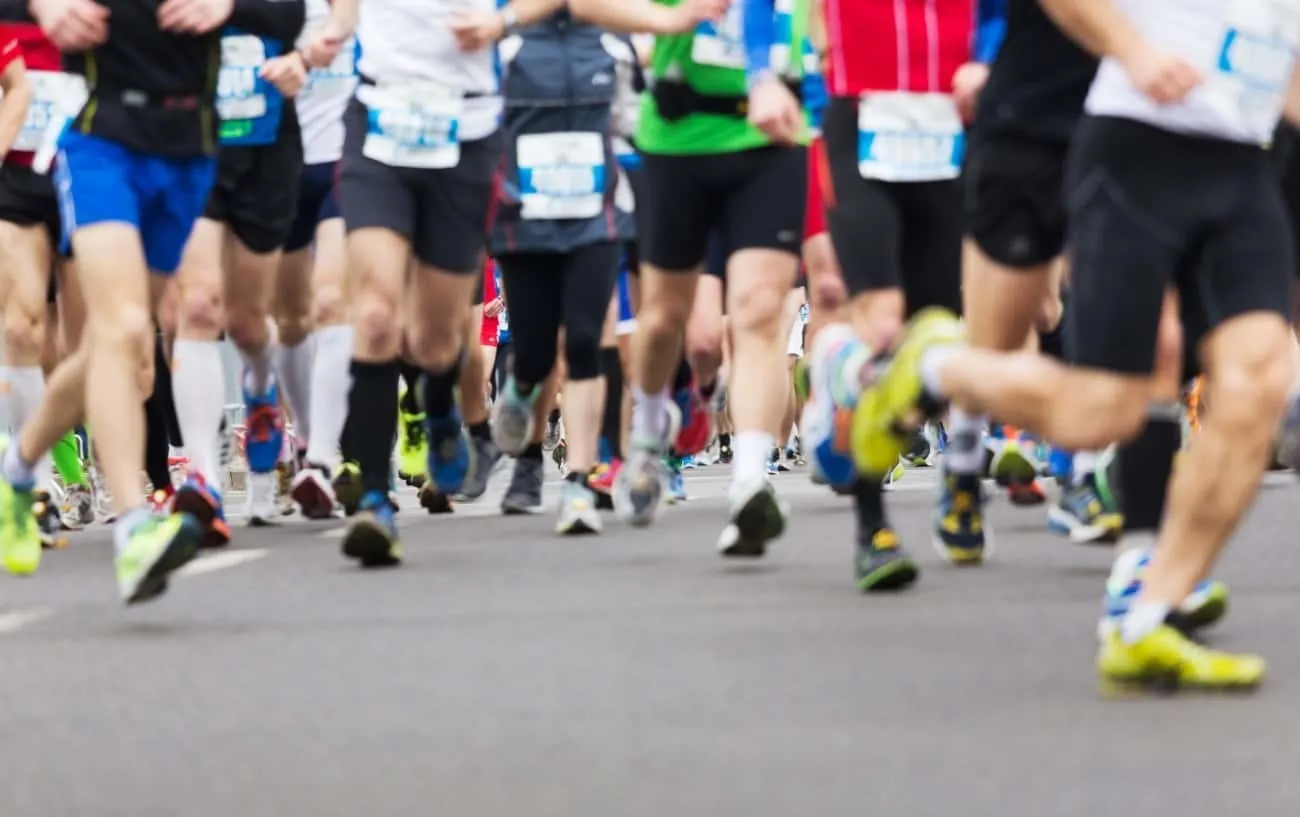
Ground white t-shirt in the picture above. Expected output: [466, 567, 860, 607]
[296, 0, 359, 166]
[1086, 0, 1300, 145]
[356, 0, 502, 141]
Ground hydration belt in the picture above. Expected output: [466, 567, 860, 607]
[651, 78, 803, 123]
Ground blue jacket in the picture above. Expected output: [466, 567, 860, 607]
[490, 11, 635, 255]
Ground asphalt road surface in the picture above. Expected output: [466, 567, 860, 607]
[5, 462, 1300, 817]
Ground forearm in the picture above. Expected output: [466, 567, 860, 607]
[569, 0, 677, 35]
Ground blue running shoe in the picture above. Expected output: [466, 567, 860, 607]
[341, 490, 401, 568]
[427, 407, 470, 495]
[242, 375, 285, 475]
[172, 472, 231, 549]
[1101, 548, 1227, 639]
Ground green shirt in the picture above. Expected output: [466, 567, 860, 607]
[636, 0, 809, 156]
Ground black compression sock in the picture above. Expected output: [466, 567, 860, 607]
[599, 346, 623, 460]
[1115, 413, 1180, 531]
[422, 354, 464, 419]
[468, 420, 491, 442]
[521, 442, 543, 462]
[853, 478, 889, 545]
[349, 360, 400, 495]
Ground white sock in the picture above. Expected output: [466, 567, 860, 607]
[7, 366, 52, 488]
[172, 340, 227, 485]
[305, 325, 353, 469]
[1121, 600, 1171, 644]
[917, 346, 957, 400]
[1, 440, 35, 486]
[1072, 449, 1100, 485]
[273, 336, 315, 443]
[943, 407, 986, 474]
[731, 430, 773, 490]
[240, 317, 279, 395]
[631, 385, 670, 442]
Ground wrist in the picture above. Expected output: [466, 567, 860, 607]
[500, 6, 519, 35]
[746, 68, 777, 93]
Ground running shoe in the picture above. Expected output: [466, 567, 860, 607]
[552, 439, 568, 475]
[588, 459, 620, 511]
[1100, 548, 1228, 638]
[0, 439, 41, 575]
[765, 454, 780, 476]
[332, 461, 362, 516]
[613, 401, 679, 527]
[173, 472, 232, 549]
[1048, 474, 1124, 543]
[716, 478, 786, 558]
[856, 527, 920, 592]
[903, 429, 931, 467]
[456, 435, 503, 502]
[556, 478, 602, 535]
[60, 483, 96, 529]
[290, 464, 337, 520]
[881, 457, 907, 490]
[673, 384, 712, 457]
[681, 455, 698, 471]
[397, 387, 428, 485]
[341, 490, 402, 568]
[491, 375, 536, 457]
[242, 377, 285, 475]
[990, 435, 1040, 486]
[1097, 625, 1263, 695]
[426, 407, 470, 496]
[501, 457, 545, 515]
[32, 489, 68, 549]
[1006, 480, 1047, 506]
[418, 482, 453, 514]
[246, 471, 280, 527]
[717, 439, 733, 464]
[771, 447, 790, 472]
[932, 470, 988, 565]
[665, 457, 688, 504]
[114, 511, 203, 604]
[543, 411, 563, 452]
[850, 308, 963, 477]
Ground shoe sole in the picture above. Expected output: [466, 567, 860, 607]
[1098, 672, 1262, 697]
[340, 517, 401, 568]
[420, 489, 454, 514]
[858, 556, 920, 592]
[719, 490, 785, 558]
[125, 517, 202, 605]
[290, 477, 336, 521]
[173, 484, 231, 549]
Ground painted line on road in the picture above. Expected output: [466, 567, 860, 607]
[0, 606, 54, 634]
[177, 548, 269, 578]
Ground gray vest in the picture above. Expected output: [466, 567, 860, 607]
[489, 12, 636, 255]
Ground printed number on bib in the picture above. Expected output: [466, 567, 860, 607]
[218, 35, 270, 121]
[305, 37, 359, 96]
[857, 93, 964, 183]
[20, 72, 88, 175]
[359, 83, 463, 169]
[518, 132, 605, 220]
[1210, 0, 1300, 138]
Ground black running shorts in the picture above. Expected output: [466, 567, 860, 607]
[205, 106, 305, 254]
[964, 132, 1070, 269]
[0, 163, 60, 247]
[284, 161, 341, 253]
[638, 145, 806, 273]
[1065, 116, 1292, 376]
[339, 96, 498, 275]
[820, 96, 962, 315]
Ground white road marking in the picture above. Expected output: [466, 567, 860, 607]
[177, 548, 269, 578]
[0, 607, 54, 634]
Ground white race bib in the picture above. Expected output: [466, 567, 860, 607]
[517, 131, 605, 220]
[691, 5, 744, 69]
[358, 82, 463, 169]
[305, 37, 359, 96]
[217, 34, 269, 122]
[857, 93, 965, 183]
[24, 72, 88, 175]
[1205, 0, 1300, 139]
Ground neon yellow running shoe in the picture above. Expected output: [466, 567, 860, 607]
[1098, 624, 1264, 696]
[115, 512, 202, 604]
[851, 308, 964, 477]
[397, 388, 428, 484]
[332, 461, 363, 516]
[0, 436, 41, 576]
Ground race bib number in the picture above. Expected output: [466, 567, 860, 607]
[217, 33, 284, 145]
[857, 93, 964, 183]
[691, 0, 795, 73]
[304, 37, 359, 97]
[1207, 0, 1300, 138]
[23, 72, 88, 175]
[359, 82, 463, 169]
[517, 131, 605, 220]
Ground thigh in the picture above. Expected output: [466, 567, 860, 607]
[822, 98, 904, 296]
[339, 97, 416, 243]
[638, 152, 720, 272]
[964, 133, 1069, 269]
[899, 179, 963, 316]
[411, 133, 499, 273]
[722, 145, 806, 257]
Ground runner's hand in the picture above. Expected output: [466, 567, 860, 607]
[1118, 40, 1201, 105]
[748, 75, 802, 146]
[262, 53, 308, 97]
[663, 0, 730, 34]
[303, 19, 351, 68]
[451, 10, 506, 51]
[951, 62, 989, 123]
[29, 0, 108, 51]
[484, 297, 505, 319]
[158, 0, 235, 34]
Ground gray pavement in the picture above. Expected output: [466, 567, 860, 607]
[4, 463, 1300, 817]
